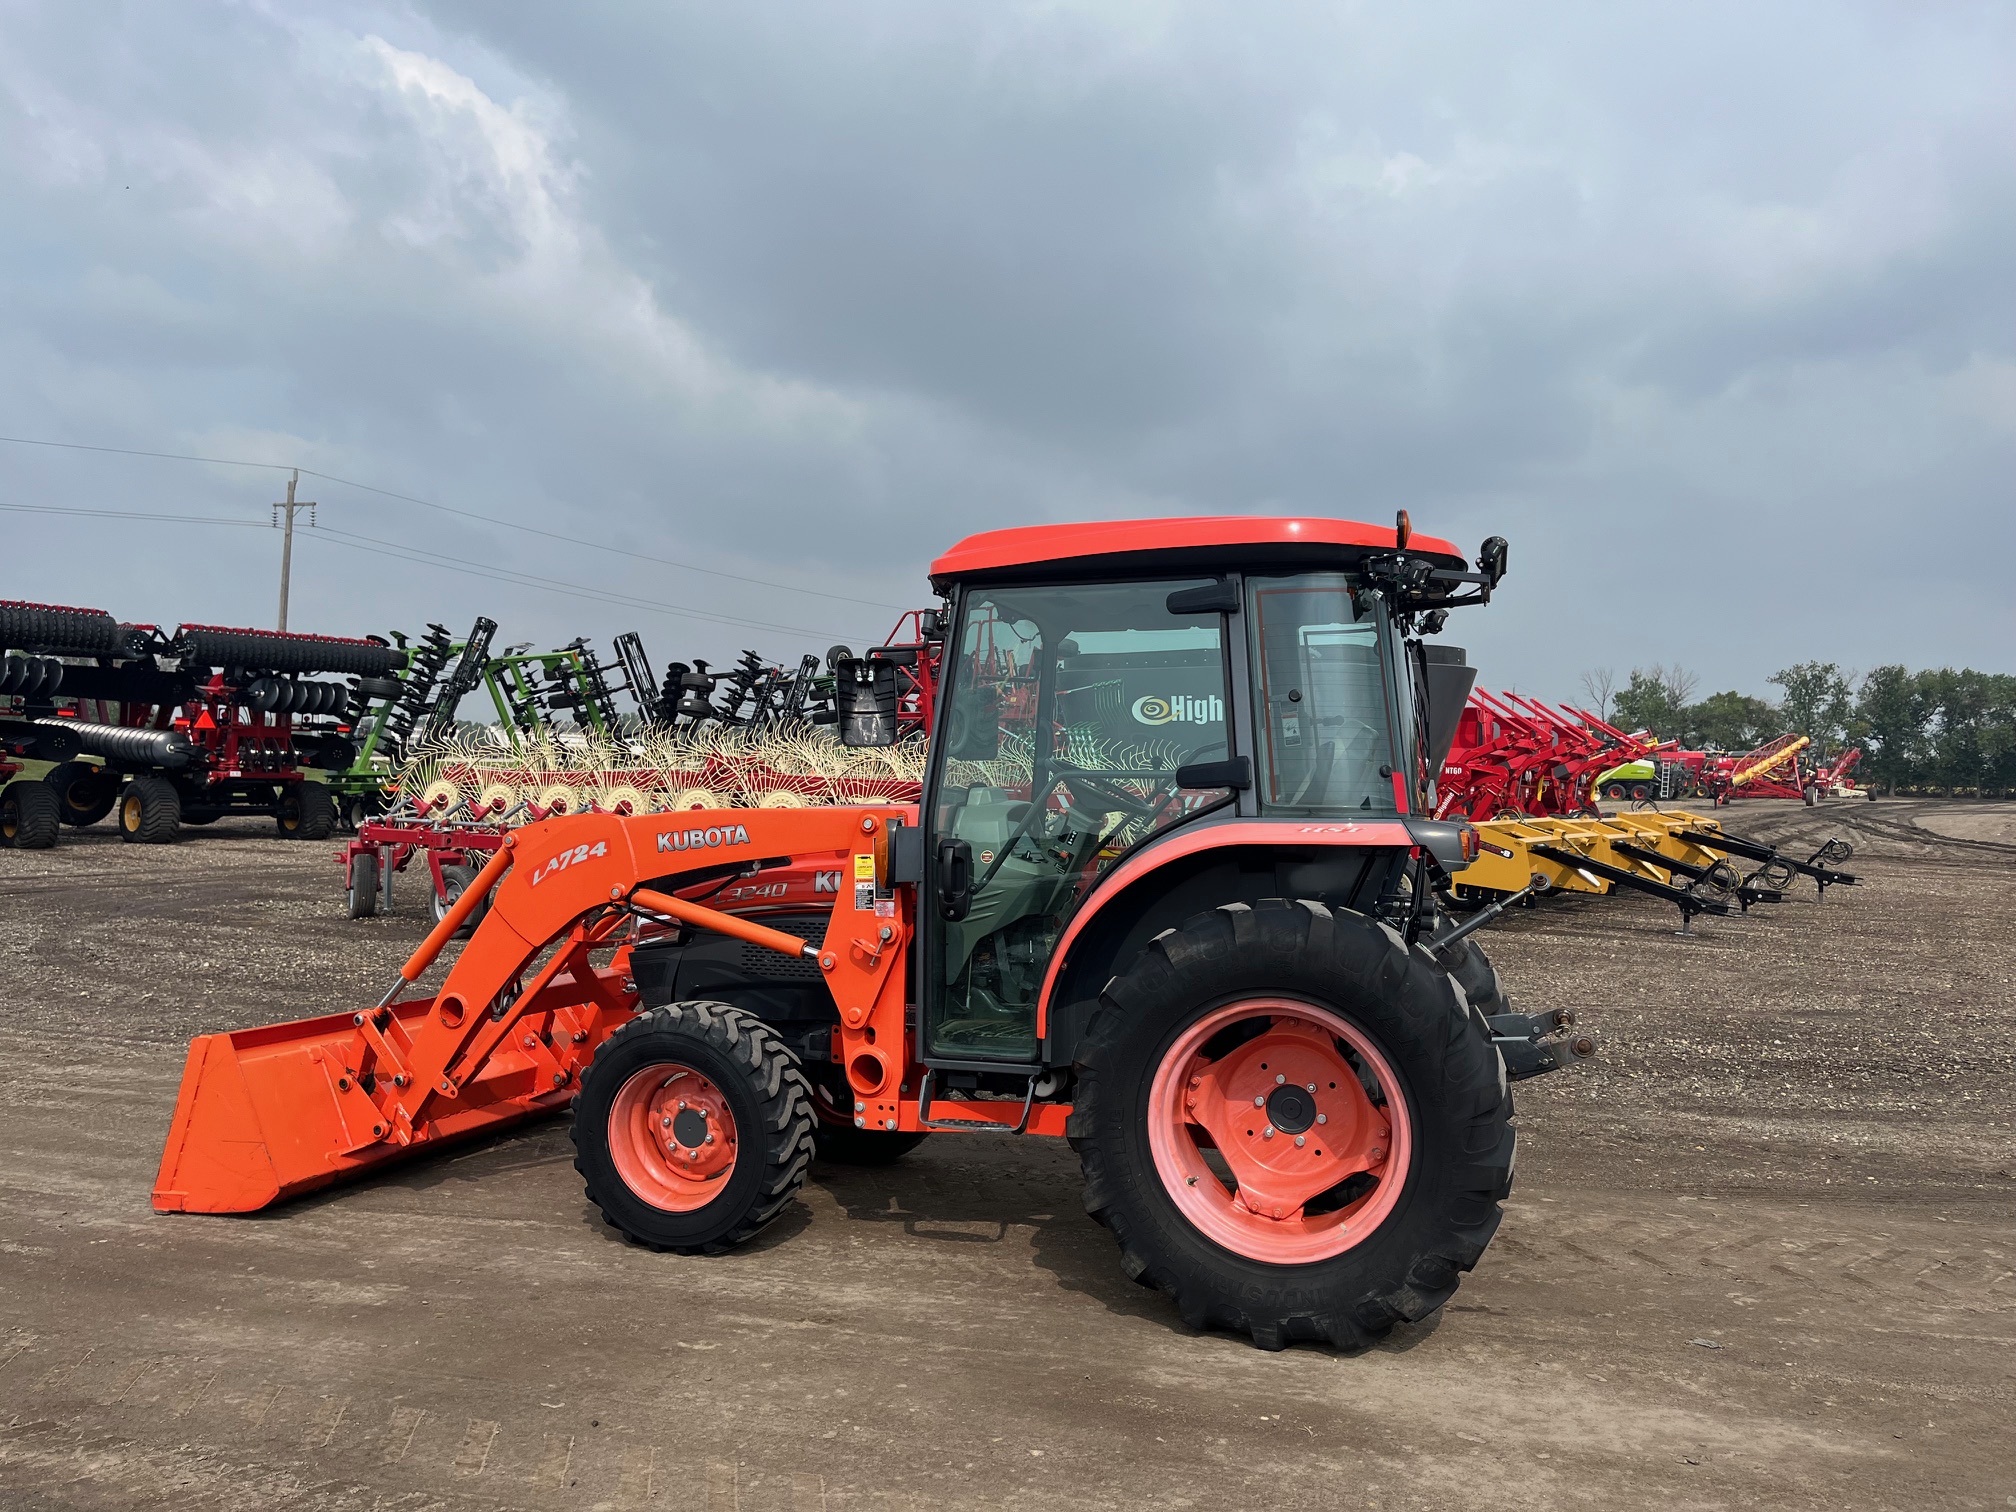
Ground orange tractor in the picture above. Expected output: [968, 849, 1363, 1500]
[154, 515, 1583, 1349]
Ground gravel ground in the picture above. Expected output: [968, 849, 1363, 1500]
[0, 798, 2011, 1510]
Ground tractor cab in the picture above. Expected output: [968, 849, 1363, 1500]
[843, 515, 1506, 1075]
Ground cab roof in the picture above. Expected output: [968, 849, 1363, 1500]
[928, 515, 1466, 590]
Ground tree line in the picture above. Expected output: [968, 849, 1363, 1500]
[1577, 661, 2016, 797]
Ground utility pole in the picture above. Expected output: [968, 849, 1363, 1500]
[272, 470, 316, 631]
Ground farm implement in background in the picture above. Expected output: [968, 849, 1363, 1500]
[1, 599, 402, 846]
[338, 616, 944, 918]
[1431, 683, 1861, 929]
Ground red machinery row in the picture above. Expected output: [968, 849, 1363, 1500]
[1435, 688, 1866, 821]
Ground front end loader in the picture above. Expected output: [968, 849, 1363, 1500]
[155, 513, 1581, 1350]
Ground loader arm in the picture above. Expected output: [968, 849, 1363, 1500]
[154, 806, 915, 1214]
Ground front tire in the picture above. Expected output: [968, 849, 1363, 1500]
[1071, 899, 1513, 1351]
[573, 1001, 815, 1253]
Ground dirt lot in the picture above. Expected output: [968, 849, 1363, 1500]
[1, 799, 2011, 1510]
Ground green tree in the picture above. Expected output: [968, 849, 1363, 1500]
[1682, 690, 1777, 751]
[1853, 665, 1932, 794]
[1768, 661, 1853, 755]
[1918, 669, 2016, 796]
[1611, 664, 1698, 738]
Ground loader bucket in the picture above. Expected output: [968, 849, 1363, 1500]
[151, 995, 580, 1213]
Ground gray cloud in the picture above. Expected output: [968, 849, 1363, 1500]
[1, 1, 2010, 698]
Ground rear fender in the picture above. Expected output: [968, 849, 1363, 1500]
[1036, 819, 1414, 1057]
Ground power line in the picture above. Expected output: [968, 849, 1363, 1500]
[0, 499, 863, 641]
[0, 501, 266, 528]
[0, 432, 913, 611]
[304, 526, 856, 640]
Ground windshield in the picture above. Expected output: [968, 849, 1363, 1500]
[1247, 572, 1399, 814]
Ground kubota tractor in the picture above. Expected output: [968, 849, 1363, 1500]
[155, 514, 1585, 1349]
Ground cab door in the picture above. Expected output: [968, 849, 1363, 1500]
[923, 578, 1235, 1062]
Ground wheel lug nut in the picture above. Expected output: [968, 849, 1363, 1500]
[1294, 1135, 1305, 1148]
[705, 1133, 715, 1144]
[1262, 1127, 1275, 1140]
[1316, 1114, 1328, 1125]
[1306, 1083, 1316, 1093]
[1275, 1074, 1285, 1085]
[661, 1116, 671, 1128]
[1253, 1095, 1265, 1107]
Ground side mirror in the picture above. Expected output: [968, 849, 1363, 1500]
[946, 685, 1000, 760]
[1477, 536, 1508, 588]
[835, 657, 898, 746]
[936, 837, 974, 920]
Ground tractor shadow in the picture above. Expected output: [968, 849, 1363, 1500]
[812, 1140, 1439, 1354]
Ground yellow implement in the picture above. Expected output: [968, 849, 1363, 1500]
[1450, 811, 1749, 929]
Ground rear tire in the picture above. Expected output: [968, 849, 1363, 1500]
[1071, 899, 1513, 1351]
[1, 781, 60, 849]
[45, 762, 117, 826]
[573, 1001, 814, 1253]
[118, 778, 181, 844]
[1442, 936, 1506, 1017]
[347, 851, 380, 918]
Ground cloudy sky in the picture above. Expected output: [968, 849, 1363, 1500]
[2, 2, 2010, 705]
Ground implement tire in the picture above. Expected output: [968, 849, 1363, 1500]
[45, 761, 117, 826]
[346, 851, 380, 919]
[1, 781, 61, 849]
[573, 1001, 814, 1254]
[1071, 899, 1513, 1351]
[118, 778, 181, 844]
[278, 780, 335, 840]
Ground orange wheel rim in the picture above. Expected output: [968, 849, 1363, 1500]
[1148, 998, 1413, 1265]
[607, 1062, 740, 1213]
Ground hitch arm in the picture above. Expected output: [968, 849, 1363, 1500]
[1430, 874, 1550, 961]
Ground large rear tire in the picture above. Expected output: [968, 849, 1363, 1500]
[573, 1001, 814, 1254]
[1, 781, 61, 849]
[118, 778, 181, 844]
[1071, 899, 1513, 1351]
[45, 762, 117, 826]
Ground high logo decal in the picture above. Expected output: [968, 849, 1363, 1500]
[1131, 693, 1225, 726]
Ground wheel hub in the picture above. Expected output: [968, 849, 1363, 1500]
[1149, 999, 1415, 1265]
[1265, 1082, 1316, 1135]
[607, 1064, 741, 1210]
